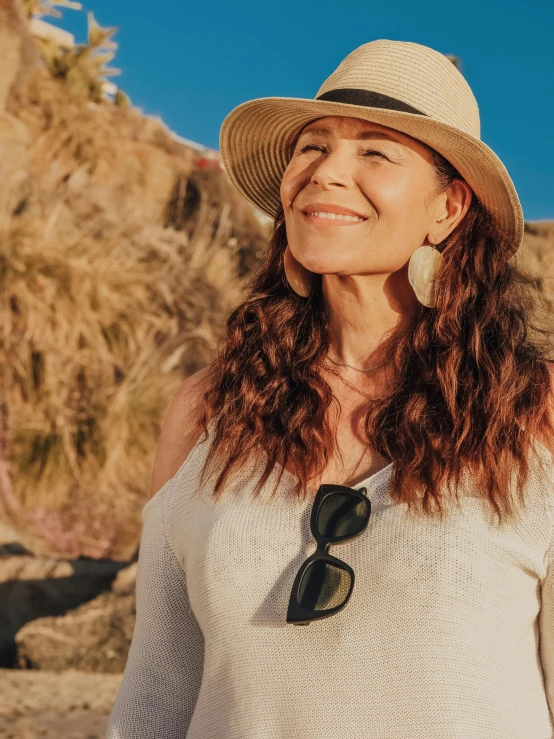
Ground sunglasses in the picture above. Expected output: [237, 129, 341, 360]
[286, 483, 371, 625]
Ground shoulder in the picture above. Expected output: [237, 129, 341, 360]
[149, 365, 214, 498]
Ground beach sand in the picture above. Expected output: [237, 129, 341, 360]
[0, 668, 123, 738]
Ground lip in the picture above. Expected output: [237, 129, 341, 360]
[298, 203, 368, 227]
[301, 211, 367, 227]
[300, 203, 368, 219]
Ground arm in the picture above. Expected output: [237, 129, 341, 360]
[106, 492, 204, 738]
[538, 362, 554, 722]
[541, 530, 554, 726]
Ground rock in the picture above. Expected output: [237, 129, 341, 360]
[0, 555, 128, 667]
[15, 576, 136, 673]
[0, 554, 73, 582]
[111, 561, 137, 596]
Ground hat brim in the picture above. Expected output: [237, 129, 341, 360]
[219, 96, 523, 258]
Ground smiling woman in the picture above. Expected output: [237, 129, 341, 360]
[280, 116, 471, 312]
[107, 39, 554, 739]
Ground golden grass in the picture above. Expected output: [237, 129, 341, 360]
[1, 67, 268, 560]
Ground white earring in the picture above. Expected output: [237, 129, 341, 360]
[408, 237, 444, 308]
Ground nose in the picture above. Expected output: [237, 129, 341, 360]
[309, 143, 352, 189]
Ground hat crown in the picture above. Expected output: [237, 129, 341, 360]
[315, 39, 481, 139]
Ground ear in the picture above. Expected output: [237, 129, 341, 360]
[428, 179, 473, 244]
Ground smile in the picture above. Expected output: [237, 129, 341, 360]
[302, 211, 367, 227]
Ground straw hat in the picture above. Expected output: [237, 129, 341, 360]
[219, 39, 523, 258]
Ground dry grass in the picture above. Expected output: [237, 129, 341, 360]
[1, 66, 268, 560]
[518, 221, 554, 306]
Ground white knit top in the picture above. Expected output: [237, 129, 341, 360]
[107, 420, 554, 738]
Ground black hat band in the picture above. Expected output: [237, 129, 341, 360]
[315, 88, 427, 116]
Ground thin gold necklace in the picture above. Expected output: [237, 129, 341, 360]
[326, 353, 388, 373]
[322, 358, 386, 401]
[346, 444, 370, 483]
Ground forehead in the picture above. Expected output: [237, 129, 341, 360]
[297, 116, 420, 147]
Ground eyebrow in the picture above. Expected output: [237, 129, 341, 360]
[297, 126, 402, 143]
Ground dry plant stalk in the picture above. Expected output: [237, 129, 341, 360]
[1, 62, 264, 559]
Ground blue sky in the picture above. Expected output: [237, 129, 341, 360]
[55, 0, 552, 221]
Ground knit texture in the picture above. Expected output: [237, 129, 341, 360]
[107, 421, 554, 738]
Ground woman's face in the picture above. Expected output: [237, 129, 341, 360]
[280, 115, 456, 279]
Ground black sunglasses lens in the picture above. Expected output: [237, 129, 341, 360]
[316, 491, 369, 539]
[296, 559, 352, 612]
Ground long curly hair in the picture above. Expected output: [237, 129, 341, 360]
[197, 145, 554, 525]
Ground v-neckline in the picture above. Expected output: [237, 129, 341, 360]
[349, 460, 395, 489]
[274, 456, 395, 491]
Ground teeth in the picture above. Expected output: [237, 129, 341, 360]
[308, 211, 365, 222]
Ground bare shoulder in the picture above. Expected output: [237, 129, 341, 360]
[149, 365, 214, 498]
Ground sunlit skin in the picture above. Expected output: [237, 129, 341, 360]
[280, 115, 472, 397]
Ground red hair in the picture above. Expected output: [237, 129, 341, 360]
[197, 147, 554, 525]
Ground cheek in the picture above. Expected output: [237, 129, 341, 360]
[361, 169, 429, 220]
[279, 164, 302, 208]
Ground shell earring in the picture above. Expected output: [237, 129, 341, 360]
[283, 243, 315, 298]
[407, 237, 445, 308]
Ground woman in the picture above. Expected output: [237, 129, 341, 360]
[107, 39, 554, 738]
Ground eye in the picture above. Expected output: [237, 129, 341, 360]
[362, 149, 387, 159]
[297, 144, 325, 154]
[297, 144, 387, 159]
